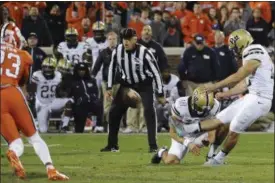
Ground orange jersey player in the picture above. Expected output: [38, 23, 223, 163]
[0, 22, 69, 181]
[1, 6, 26, 49]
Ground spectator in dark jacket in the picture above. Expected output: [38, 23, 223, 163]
[213, 31, 238, 81]
[91, 32, 120, 131]
[21, 6, 53, 46]
[178, 34, 220, 96]
[46, 5, 66, 46]
[246, 8, 269, 47]
[138, 25, 168, 72]
[213, 31, 238, 110]
[70, 62, 103, 133]
[24, 32, 47, 82]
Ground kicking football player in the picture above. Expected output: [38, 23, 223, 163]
[31, 57, 73, 133]
[0, 22, 68, 180]
[183, 29, 274, 166]
[57, 28, 91, 66]
[151, 87, 221, 165]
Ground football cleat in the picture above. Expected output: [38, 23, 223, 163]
[6, 150, 26, 179]
[47, 168, 69, 181]
[100, 146, 120, 152]
[151, 153, 161, 164]
[203, 158, 225, 167]
[205, 153, 216, 162]
[60, 126, 70, 133]
[151, 146, 167, 164]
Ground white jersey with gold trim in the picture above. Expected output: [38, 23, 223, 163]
[57, 42, 88, 65]
[32, 71, 62, 104]
[170, 96, 220, 137]
[242, 44, 274, 100]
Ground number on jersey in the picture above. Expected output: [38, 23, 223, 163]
[1, 50, 21, 78]
[41, 85, 57, 98]
[66, 54, 80, 64]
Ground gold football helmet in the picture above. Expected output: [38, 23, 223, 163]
[228, 29, 254, 58]
[42, 57, 57, 78]
[57, 59, 72, 75]
[92, 21, 105, 31]
[92, 21, 106, 42]
[65, 28, 78, 46]
[191, 87, 214, 115]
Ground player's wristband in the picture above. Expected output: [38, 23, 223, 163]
[183, 138, 192, 147]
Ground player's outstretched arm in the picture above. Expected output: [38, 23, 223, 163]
[216, 80, 247, 99]
[207, 60, 260, 92]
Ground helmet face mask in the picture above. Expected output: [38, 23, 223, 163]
[92, 21, 105, 42]
[65, 35, 78, 47]
[42, 57, 57, 79]
[42, 65, 55, 77]
[65, 28, 78, 47]
[192, 87, 214, 116]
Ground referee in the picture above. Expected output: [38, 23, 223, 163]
[100, 28, 166, 152]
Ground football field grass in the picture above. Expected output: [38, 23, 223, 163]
[1, 133, 274, 183]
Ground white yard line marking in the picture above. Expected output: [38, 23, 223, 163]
[40, 132, 274, 136]
[228, 156, 274, 161]
[63, 166, 82, 169]
[1, 144, 61, 147]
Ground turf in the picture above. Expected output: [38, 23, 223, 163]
[1, 133, 274, 183]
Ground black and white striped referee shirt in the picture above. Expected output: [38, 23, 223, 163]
[107, 43, 164, 96]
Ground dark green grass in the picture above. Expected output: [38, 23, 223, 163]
[1, 133, 274, 183]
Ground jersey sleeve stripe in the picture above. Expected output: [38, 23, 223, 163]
[172, 104, 181, 117]
[243, 51, 264, 59]
[31, 76, 39, 82]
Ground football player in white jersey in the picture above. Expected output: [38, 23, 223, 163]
[31, 57, 73, 133]
[57, 28, 91, 66]
[183, 29, 274, 166]
[156, 67, 179, 131]
[85, 21, 108, 89]
[151, 87, 221, 165]
[55, 59, 74, 132]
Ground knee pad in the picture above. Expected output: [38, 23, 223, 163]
[9, 138, 24, 157]
[27, 132, 42, 145]
[122, 88, 141, 108]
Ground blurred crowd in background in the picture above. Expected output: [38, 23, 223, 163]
[1, 1, 274, 134]
[1, 1, 275, 48]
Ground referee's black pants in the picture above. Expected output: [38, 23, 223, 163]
[107, 83, 158, 149]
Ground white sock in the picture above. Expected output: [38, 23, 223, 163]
[214, 150, 227, 162]
[27, 132, 53, 165]
[207, 144, 219, 158]
[9, 138, 24, 157]
[46, 164, 55, 170]
[158, 148, 167, 157]
[62, 116, 70, 127]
